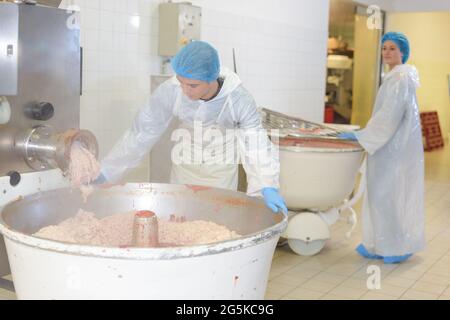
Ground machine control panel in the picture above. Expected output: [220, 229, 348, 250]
[158, 2, 202, 56]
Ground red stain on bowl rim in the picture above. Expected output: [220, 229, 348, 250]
[98, 182, 126, 189]
[186, 185, 211, 193]
[224, 198, 248, 206]
[211, 196, 255, 208]
[277, 137, 359, 149]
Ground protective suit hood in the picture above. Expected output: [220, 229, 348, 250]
[215, 67, 242, 99]
[384, 64, 420, 89]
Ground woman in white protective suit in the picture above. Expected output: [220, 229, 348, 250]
[338, 32, 425, 264]
[96, 41, 288, 214]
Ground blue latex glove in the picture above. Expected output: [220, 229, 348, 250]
[92, 172, 107, 185]
[262, 187, 288, 214]
[337, 131, 358, 141]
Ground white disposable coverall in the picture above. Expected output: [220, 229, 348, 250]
[100, 67, 280, 195]
[355, 64, 425, 256]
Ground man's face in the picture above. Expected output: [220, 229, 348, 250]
[176, 75, 214, 100]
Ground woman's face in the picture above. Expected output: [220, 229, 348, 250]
[382, 40, 403, 67]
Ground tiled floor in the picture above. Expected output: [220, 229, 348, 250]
[266, 145, 450, 300]
[1, 146, 449, 300]
[0, 274, 15, 300]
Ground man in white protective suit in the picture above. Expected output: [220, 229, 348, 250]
[96, 41, 288, 214]
[338, 32, 425, 264]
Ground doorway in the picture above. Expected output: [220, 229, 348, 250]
[325, 0, 385, 127]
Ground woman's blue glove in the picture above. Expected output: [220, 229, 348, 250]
[337, 131, 358, 141]
[92, 172, 107, 185]
[262, 187, 288, 214]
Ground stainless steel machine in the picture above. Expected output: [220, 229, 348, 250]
[0, 1, 98, 283]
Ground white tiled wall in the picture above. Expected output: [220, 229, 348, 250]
[194, 0, 329, 121]
[59, 0, 329, 182]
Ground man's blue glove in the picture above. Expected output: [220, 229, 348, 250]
[92, 172, 107, 185]
[262, 187, 288, 214]
[337, 131, 358, 141]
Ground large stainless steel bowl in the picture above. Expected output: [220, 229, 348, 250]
[0, 183, 286, 300]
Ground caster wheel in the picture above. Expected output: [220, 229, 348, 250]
[288, 239, 326, 256]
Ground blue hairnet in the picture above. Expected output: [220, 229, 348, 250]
[382, 32, 410, 63]
[171, 41, 220, 82]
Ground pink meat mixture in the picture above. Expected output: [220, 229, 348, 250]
[34, 210, 241, 247]
[68, 142, 101, 187]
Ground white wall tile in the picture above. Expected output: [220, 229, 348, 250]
[80, 91, 99, 112]
[82, 8, 99, 29]
[138, 0, 153, 17]
[84, 0, 99, 9]
[125, 34, 140, 53]
[113, 13, 128, 33]
[82, 71, 99, 92]
[98, 52, 115, 72]
[116, 0, 128, 13]
[82, 50, 100, 72]
[127, 0, 139, 15]
[99, 10, 115, 31]
[126, 15, 141, 34]
[100, 0, 116, 12]
[99, 30, 114, 52]
[83, 28, 99, 51]
[139, 16, 152, 36]
[150, 18, 159, 37]
[112, 32, 127, 53]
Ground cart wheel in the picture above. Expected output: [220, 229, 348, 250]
[288, 239, 326, 256]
